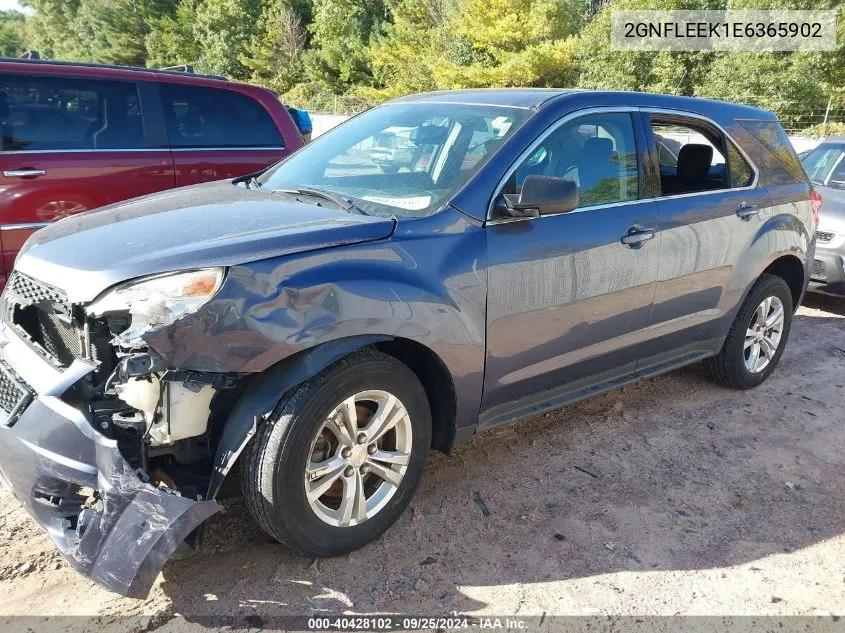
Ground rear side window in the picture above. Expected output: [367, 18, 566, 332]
[738, 119, 805, 181]
[651, 121, 728, 195]
[159, 84, 283, 149]
[0, 75, 145, 151]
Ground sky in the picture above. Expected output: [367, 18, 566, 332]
[0, 0, 31, 13]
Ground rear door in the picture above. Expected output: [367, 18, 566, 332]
[0, 71, 175, 283]
[156, 81, 290, 186]
[641, 111, 770, 367]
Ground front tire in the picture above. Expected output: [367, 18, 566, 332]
[704, 273, 793, 389]
[241, 350, 431, 556]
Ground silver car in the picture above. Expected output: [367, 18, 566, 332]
[803, 137, 845, 294]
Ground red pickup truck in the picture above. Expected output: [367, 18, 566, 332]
[0, 58, 304, 288]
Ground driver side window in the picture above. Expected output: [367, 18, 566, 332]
[507, 112, 640, 209]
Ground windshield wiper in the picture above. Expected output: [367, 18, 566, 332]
[239, 175, 262, 190]
[277, 187, 366, 214]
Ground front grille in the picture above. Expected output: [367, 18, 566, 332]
[7, 272, 68, 307]
[5, 272, 82, 368]
[0, 359, 33, 427]
[816, 231, 835, 244]
[29, 309, 81, 366]
[810, 259, 827, 281]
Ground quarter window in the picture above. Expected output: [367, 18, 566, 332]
[506, 112, 640, 209]
[159, 84, 283, 148]
[727, 141, 754, 188]
[0, 75, 145, 151]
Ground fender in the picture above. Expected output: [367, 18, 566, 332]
[728, 210, 810, 318]
[206, 334, 392, 499]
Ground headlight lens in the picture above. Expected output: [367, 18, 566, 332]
[87, 268, 225, 342]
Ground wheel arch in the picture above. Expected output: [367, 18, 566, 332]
[373, 338, 457, 455]
[206, 334, 457, 499]
[762, 254, 805, 312]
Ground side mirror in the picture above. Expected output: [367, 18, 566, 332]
[496, 175, 579, 219]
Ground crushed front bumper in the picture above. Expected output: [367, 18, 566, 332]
[0, 322, 219, 597]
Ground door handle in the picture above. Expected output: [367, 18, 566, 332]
[736, 203, 759, 220]
[621, 226, 656, 248]
[3, 169, 46, 178]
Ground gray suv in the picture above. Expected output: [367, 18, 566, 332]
[0, 89, 816, 597]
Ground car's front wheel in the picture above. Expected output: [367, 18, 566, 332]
[704, 273, 793, 389]
[241, 350, 431, 556]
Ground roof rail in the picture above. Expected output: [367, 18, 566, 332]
[18, 51, 40, 60]
[159, 64, 195, 73]
[0, 57, 229, 81]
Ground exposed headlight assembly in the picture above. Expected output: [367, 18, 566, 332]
[87, 268, 225, 343]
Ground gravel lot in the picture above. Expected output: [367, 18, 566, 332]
[0, 295, 843, 631]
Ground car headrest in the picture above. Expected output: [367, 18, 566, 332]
[677, 144, 713, 183]
[582, 137, 614, 162]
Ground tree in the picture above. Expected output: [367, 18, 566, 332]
[192, 0, 262, 78]
[0, 10, 26, 58]
[71, 0, 149, 66]
[20, 0, 82, 61]
[145, 1, 201, 68]
[304, 0, 388, 91]
[22, 0, 174, 66]
[241, 1, 308, 93]
[362, 0, 579, 103]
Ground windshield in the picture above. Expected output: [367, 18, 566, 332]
[257, 102, 531, 218]
[801, 144, 845, 189]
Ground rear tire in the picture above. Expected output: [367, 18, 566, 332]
[241, 349, 431, 556]
[704, 273, 793, 389]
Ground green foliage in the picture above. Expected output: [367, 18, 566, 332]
[799, 122, 845, 139]
[361, 0, 580, 104]
[304, 0, 387, 91]
[241, 1, 308, 93]
[0, 10, 26, 58]
[145, 1, 201, 68]
[192, 0, 262, 78]
[11, 0, 845, 125]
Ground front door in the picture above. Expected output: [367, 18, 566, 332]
[481, 110, 661, 424]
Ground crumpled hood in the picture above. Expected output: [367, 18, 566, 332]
[15, 180, 396, 303]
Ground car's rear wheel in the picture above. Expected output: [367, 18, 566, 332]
[241, 350, 431, 556]
[704, 273, 793, 389]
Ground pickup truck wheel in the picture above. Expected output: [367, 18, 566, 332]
[704, 273, 793, 389]
[241, 350, 431, 556]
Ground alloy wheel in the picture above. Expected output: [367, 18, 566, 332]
[304, 390, 412, 527]
[744, 295, 784, 374]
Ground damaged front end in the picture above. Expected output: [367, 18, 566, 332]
[0, 270, 236, 597]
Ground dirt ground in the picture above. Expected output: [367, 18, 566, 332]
[0, 295, 843, 631]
